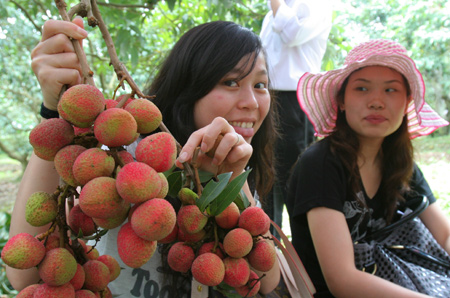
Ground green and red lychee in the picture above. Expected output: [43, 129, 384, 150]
[125, 98, 162, 134]
[38, 247, 77, 286]
[1, 233, 46, 269]
[33, 283, 76, 298]
[83, 260, 110, 292]
[177, 205, 208, 234]
[178, 187, 198, 205]
[54, 145, 86, 186]
[167, 242, 195, 273]
[16, 284, 39, 298]
[25, 191, 57, 227]
[157, 173, 169, 198]
[68, 204, 96, 236]
[75, 289, 97, 298]
[116, 162, 161, 204]
[198, 242, 225, 259]
[117, 150, 134, 165]
[97, 254, 121, 282]
[92, 205, 129, 230]
[177, 228, 206, 242]
[130, 198, 176, 241]
[238, 206, 270, 236]
[223, 228, 253, 258]
[135, 132, 177, 172]
[247, 239, 276, 272]
[236, 270, 261, 297]
[158, 223, 178, 244]
[94, 108, 138, 147]
[72, 148, 115, 186]
[223, 257, 250, 287]
[215, 201, 240, 230]
[69, 263, 86, 290]
[191, 253, 225, 287]
[58, 84, 105, 128]
[29, 118, 74, 161]
[117, 222, 157, 268]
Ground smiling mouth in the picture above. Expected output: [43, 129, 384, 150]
[229, 121, 254, 129]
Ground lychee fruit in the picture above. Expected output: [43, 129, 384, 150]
[223, 257, 250, 287]
[58, 84, 105, 128]
[130, 198, 176, 241]
[125, 98, 162, 134]
[78, 177, 129, 219]
[223, 228, 253, 258]
[72, 148, 115, 186]
[156, 173, 169, 198]
[198, 241, 225, 259]
[157, 223, 178, 244]
[104, 99, 118, 109]
[25, 191, 57, 227]
[69, 204, 96, 236]
[215, 201, 240, 229]
[135, 132, 177, 172]
[177, 204, 208, 234]
[16, 283, 39, 298]
[1, 233, 46, 269]
[33, 283, 75, 298]
[115, 93, 133, 108]
[38, 247, 77, 286]
[37, 233, 60, 252]
[69, 263, 86, 290]
[167, 242, 195, 273]
[117, 222, 157, 268]
[75, 289, 97, 298]
[178, 187, 198, 205]
[238, 206, 270, 236]
[54, 144, 86, 186]
[117, 150, 134, 165]
[94, 108, 138, 147]
[92, 204, 129, 230]
[29, 118, 74, 161]
[83, 259, 110, 292]
[191, 253, 225, 286]
[97, 254, 121, 282]
[84, 245, 100, 260]
[247, 239, 276, 272]
[116, 162, 161, 204]
[177, 228, 206, 242]
[236, 270, 261, 297]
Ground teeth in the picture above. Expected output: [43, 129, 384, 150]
[230, 121, 254, 129]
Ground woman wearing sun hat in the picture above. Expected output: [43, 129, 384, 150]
[285, 39, 450, 297]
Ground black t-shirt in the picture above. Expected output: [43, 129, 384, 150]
[286, 138, 436, 297]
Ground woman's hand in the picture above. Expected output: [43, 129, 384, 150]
[31, 18, 88, 111]
[176, 117, 252, 180]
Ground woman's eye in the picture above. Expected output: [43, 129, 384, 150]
[386, 88, 396, 92]
[224, 80, 238, 87]
[355, 87, 367, 91]
[255, 82, 267, 89]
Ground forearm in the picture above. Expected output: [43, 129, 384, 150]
[270, 0, 282, 16]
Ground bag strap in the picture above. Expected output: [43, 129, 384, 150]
[363, 196, 429, 242]
[271, 220, 316, 298]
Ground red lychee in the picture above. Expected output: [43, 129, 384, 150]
[135, 132, 177, 172]
[25, 191, 57, 227]
[247, 239, 276, 272]
[116, 162, 161, 204]
[215, 201, 240, 229]
[78, 177, 129, 219]
[92, 204, 129, 230]
[117, 150, 134, 165]
[72, 148, 115, 186]
[38, 247, 77, 286]
[236, 270, 261, 297]
[130, 198, 176, 241]
[117, 222, 157, 268]
[157, 173, 169, 198]
[177, 204, 208, 234]
[58, 84, 105, 128]
[75, 289, 97, 298]
[104, 99, 118, 109]
[157, 223, 178, 244]
[54, 144, 86, 186]
[33, 283, 75, 298]
[115, 93, 133, 108]
[167, 242, 195, 273]
[223, 228, 253, 258]
[97, 254, 121, 282]
[198, 241, 225, 259]
[191, 253, 225, 287]
[94, 108, 138, 147]
[238, 206, 270, 236]
[83, 259, 110, 292]
[177, 228, 206, 242]
[69, 263, 86, 290]
[125, 98, 162, 134]
[178, 187, 198, 205]
[1, 233, 46, 269]
[16, 283, 39, 298]
[69, 204, 96, 236]
[29, 118, 74, 161]
[223, 257, 250, 287]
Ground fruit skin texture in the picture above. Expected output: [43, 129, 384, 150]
[116, 162, 162, 204]
[236, 270, 261, 297]
[68, 204, 96, 236]
[97, 254, 121, 282]
[33, 283, 76, 298]
[25, 191, 57, 227]
[191, 253, 225, 287]
[38, 247, 77, 286]
[130, 198, 176, 241]
[223, 228, 253, 258]
[178, 187, 198, 205]
[247, 239, 276, 272]
[223, 257, 250, 287]
[1, 233, 46, 269]
[16, 283, 39, 298]
[117, 150, 134, 165]
[215, 201, 240, 229]
[157, 223, 178, 244]
[167, 242, 195, 273]
[157, 173, 169, 198]
[135, 132, 177, 172]
[58, 84, 105, 128]
[54, 145, 87, 186]
[238, 206, 270, 236]
[70, 263, 86, 290]
[29, 118, 74, 161]
[79, 177, 129, 219]
[72, 148, 115, 186]
[75, 289, 97, 298]
[94, 108, 139, 147]
[198, 241, 225, 259]
[92, 204, 129, 230]
[177, 205, 208, 234]
[125, 98, 162, 134]
[177, 227, 206, 242]
[117, 222, 157, 268]
[83, 260, 111, 292]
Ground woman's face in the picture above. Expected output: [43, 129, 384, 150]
[341, 66, 410, 141]
[193, 52, 271, 144]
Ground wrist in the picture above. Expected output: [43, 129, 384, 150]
[40, 103, 59, 119]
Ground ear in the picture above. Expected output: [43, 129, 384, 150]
[404, 95, 413, 114]
[339, 102, 345, 112]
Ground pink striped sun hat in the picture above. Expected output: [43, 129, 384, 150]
[297, 39, 448, 139]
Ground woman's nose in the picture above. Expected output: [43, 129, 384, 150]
[238, 87, 259, 109]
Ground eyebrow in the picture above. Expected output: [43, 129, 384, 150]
[353, 78, 403, 84]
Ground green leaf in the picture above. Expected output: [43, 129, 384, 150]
[209, 170, 250, 216]
[197, 170, 215, 183]
[197, 172, 232, 212]
[234, 189, 250, 210]
[167, 171, 183, 197]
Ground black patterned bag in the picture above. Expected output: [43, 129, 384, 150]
[354, 197, 450, 297]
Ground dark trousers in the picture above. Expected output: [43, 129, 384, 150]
[263, 90, 315, 239]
